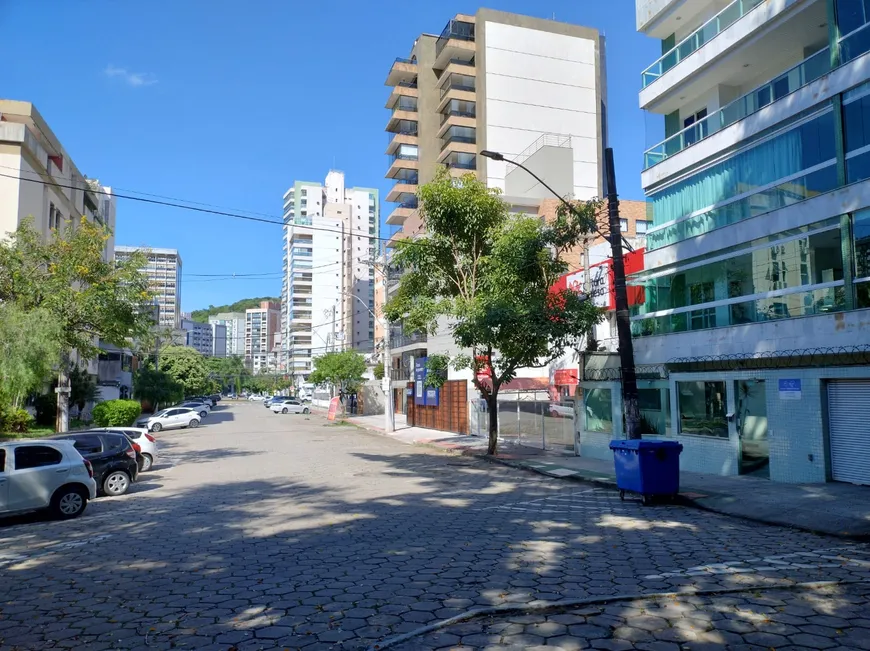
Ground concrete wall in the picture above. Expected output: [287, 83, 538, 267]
[505, 146, 574, 199]
[481, 19, 601, 200]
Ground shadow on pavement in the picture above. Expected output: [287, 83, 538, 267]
[0, 434, 867, 650]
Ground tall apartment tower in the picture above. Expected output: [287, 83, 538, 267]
[625, 0, 870, 485]
[115, 246, 182, 329]
[245, 300, 281, 375]
[381, 10, 607, 400]
[282, 171, 379, 382]
[209, 312, 246, 356]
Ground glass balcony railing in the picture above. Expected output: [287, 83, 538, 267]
[397, 80, 418, 89]
[440, 79, 476, 99]
[436, 20, 475, 57]
[447, 159, 476, 170]
[393, 174, 419, 187]
[644, 47, 831, 169]
[394, 57, 416, 65]
[631, 285, 845, 337]
[398, 199, 418, 210]
[641, 0, 765, 88]
[440, 108, 476, 125]
[394, 98, 418, 113]
[390, 151, 418, 163]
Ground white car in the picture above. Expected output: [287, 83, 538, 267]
[271, 399, 310, 415]
[135, 407, 200, 433]
[95, 427, 159, 472]
[248, 395, 265, 401]
[179, 401, 210, 419]
[0, 440, 97, 519]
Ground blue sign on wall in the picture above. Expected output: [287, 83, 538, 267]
[414, 357, 427, 405]
[778, 378, 802, 400]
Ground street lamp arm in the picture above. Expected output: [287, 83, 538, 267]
[480, 150, 634, 253]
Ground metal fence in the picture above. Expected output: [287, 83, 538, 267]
[469, 390, 576, 453]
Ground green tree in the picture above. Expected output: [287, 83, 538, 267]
[308, 351, 367, 395]
[133, 366, 184, 411]
[207, 355, 247, 392]
[384, 170, 603, 455]
[69, 363, 99, 413]
[372, 362, 385, 381]
[0, 217, 153, 431]
[189, 297, 279, 323]
[158, 346, 211, 397]
[0, 304, 63, 410]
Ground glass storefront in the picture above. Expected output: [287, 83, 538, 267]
[583, 388, 612, 433]
[677, 381, 728, 438]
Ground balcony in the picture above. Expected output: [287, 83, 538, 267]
[438, 73, 476, 101]
[386, 56, 418, 86]
[386, 229, 409, 249]
[386, 176, 418, 203]
[385, 130, 418, 155]
[639, 0, 824, 112]
[642, 0, 765, 88]
[391, 331, 428, 349]
[643, 46, 831, 169]
[386, 200, 418, 226]
[439, 126, 476, 158]
[438, 101, 476, 135]
[385, 80, 418, 110]
[435, 17, 476, 68]
[386, 151, 419, 179]
[443, 152, 476, 173]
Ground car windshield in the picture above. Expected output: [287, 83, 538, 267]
[153, 410, 169, 418]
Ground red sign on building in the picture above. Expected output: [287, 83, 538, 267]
[552, 248, 645, 311]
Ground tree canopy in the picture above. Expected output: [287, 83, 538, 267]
[189, 297, 279, 323]
[158, 345, 215, 396]
[308, 351, 367, 394]
[384, 170, 603, 454]
[0, 304, 63, 410]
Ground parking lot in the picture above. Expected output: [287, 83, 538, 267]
[1, 401, 868, 650]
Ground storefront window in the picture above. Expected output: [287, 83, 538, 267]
[677, 381, 728, 438]
[638, 387, 670, 436]
[584, 388, 612, 433]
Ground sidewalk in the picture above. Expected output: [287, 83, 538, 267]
[334, 411, 870, 540]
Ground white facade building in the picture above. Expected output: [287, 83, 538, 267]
[246, 301, 281, 375]
[115, 246, 182, 329]
[209, 312, 245, 357]
[282, 171, 379, 382]
[601, 0, 870, 485]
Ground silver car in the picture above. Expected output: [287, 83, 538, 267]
[135, 407, 200, 433]
[271, 398, 310, 415]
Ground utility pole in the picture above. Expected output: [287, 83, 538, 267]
[605, 148, 641, 439]
[383, 259, 394, 433]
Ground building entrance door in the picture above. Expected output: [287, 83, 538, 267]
[735, 380, 769, 477]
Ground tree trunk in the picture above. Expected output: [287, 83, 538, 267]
[486, 393, 499, 455]
[56, 352, 71, 433]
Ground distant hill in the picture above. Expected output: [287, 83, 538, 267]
[190, 297, 280, 323]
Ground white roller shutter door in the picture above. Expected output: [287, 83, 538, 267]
[827, 380, 870, 486]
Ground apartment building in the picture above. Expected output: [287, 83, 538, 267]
[381, 10, 607, 406]
[180, 318, 213, 356]
[0, 99, 118, 378]
[115, 246, 182, 329]
[282, 171, 379, 381]
[209, 312, 246, 356]
[246, 301, 281, 375]
[589, 0, 870, 486]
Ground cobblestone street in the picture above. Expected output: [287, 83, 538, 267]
[0, 402, 868, 650]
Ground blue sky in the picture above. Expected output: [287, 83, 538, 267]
[0, 0, 659, 311]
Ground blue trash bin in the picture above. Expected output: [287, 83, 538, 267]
[609, 440, 683, 504]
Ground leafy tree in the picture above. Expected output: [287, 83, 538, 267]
[0, 217, 153, 431]
[0, 304, 63, 410]
[373, 362, 385, 381]
[384, 170, 603, 455]
[308, 351, 367, 395]
[133, 366, 184, 411]
[158, 346, 212, 397]
[189, 297, 280, 323]
[69, 363, 99, 413]
[207, 355, 247, 392]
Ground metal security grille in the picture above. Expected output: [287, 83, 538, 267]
[827, 380, 870, 486]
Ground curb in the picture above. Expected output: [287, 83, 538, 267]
[366, 579, 870, 650]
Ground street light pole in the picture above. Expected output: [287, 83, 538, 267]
[481, 147, 641, 439]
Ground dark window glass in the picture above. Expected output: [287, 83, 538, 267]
[0, 449, 5, 472]
[14, 446, 63, 469]
[103, 435, 126, 451]
[837, 0, 868, 36]
[854, 209, 870, 278]
[71, 435, 102, 455]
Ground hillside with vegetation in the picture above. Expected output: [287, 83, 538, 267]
[190, 297, 280, 323]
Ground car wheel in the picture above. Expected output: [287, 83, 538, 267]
[282, 407, 288, 414]
[51, 486, 88, 519]
[200, 410, 207, 419]
[103, 471, 131, 497]
[151, 422, 162, 432]
[140, 453, 153, 472]
[302, 408, 310, 414]
[189, 419, 200, 428]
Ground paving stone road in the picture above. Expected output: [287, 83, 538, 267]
[0, 402, 867, 651]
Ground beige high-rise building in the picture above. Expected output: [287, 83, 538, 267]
[115, 246, 182, 330]
[245, 300, 281, 375]
[380, 10, 608, 402]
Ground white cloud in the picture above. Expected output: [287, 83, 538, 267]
[104, 65, 157, 88]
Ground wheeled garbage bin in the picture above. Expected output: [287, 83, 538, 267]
[609, 440, 683, 505]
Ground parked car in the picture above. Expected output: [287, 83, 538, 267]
[135, 407, 200, 433]
[262, 396, 277, 407]
[0, 440, 97, 519]
[92, 427, 159, 472]
[209, 394, 221, 403]
[49, 432, 138, 497]
[179, 401, 210, 419]
[271, 398, 310, 415]
[248, 394, 265, 401]
[185, 395, 215, 407]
